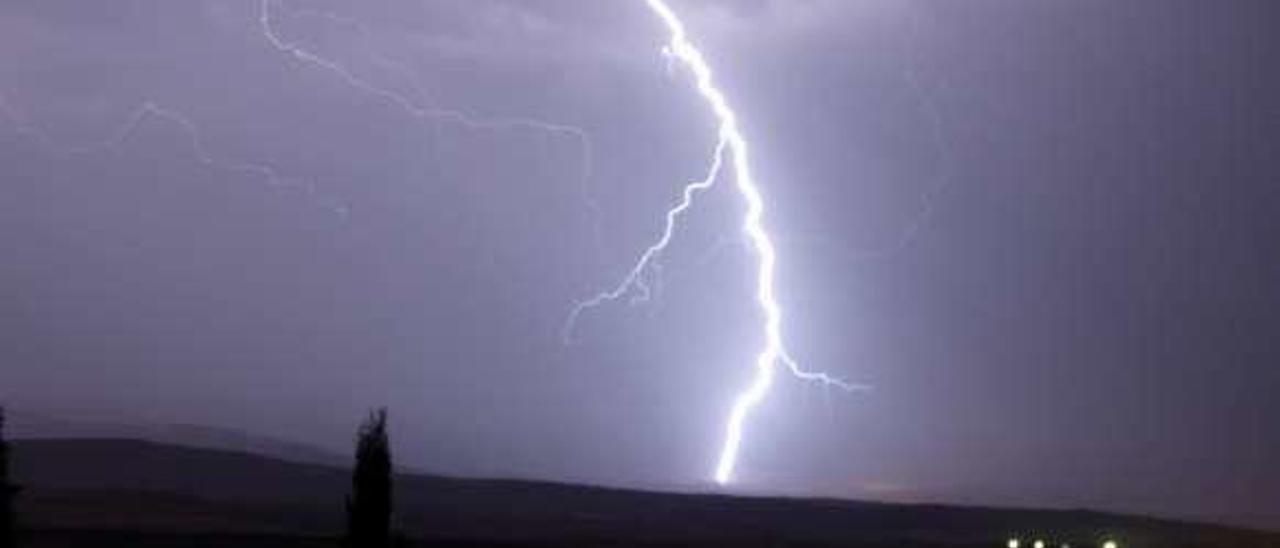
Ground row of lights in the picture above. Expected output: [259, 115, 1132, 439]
[1008, 539, 1119, 548]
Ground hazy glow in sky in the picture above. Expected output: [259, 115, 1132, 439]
[0, 0, 1277, 531]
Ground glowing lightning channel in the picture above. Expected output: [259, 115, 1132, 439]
[566, 0, 868, 486]
[644, 0, 870, 486]
[258, 0, 594, 137]
[0, 94, 345, 216]
[257, 0, 601, 248]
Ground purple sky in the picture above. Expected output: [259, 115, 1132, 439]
[1, 0, 1278, 531]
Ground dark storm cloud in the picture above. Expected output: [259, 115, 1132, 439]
[1, 0, 1277, 531]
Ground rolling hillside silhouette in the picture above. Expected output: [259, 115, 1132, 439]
[11, 439, 1278, 547]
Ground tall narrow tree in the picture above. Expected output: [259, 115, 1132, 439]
[1, 406, 16, 548]
[345, 408, 392, 548]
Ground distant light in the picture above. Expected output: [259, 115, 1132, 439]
[1034, 541, 1045, 548]
[1008, 539, 1020, 548]
[1103, 541, 1118, 548]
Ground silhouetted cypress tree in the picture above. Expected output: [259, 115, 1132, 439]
[1, 406, 17, 548]
[345, 408, 392, 548]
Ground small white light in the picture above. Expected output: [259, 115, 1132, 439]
[1008, 539, 1020, 548]
[1103, 541, 1118, 548]
[1034, 540, 1045, 548]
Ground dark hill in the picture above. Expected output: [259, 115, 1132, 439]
[10, 439, 1278, 547]
[6, 409, 346, 466]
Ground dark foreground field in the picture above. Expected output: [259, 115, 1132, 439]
[10, 439, 1279, 547]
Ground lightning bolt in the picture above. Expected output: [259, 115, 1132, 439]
[0, 93, 345, 216]
[569, 0, 869, 486]
[257, 0, 601, 251]
[258, 0, 596, 140]
[645, 0, 871, 486]
[6, 0, 602, 225]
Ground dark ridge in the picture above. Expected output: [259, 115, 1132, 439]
[11, 439, 1279, 547]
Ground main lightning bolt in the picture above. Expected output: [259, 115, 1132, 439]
[646, 0, 871, 486]
[569, 0, 868, 486]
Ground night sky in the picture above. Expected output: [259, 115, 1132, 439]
[2, 0, 1278, 531]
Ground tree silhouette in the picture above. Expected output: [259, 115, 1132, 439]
[1, 406, 17, 548]
[345, 408, 392, 548]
